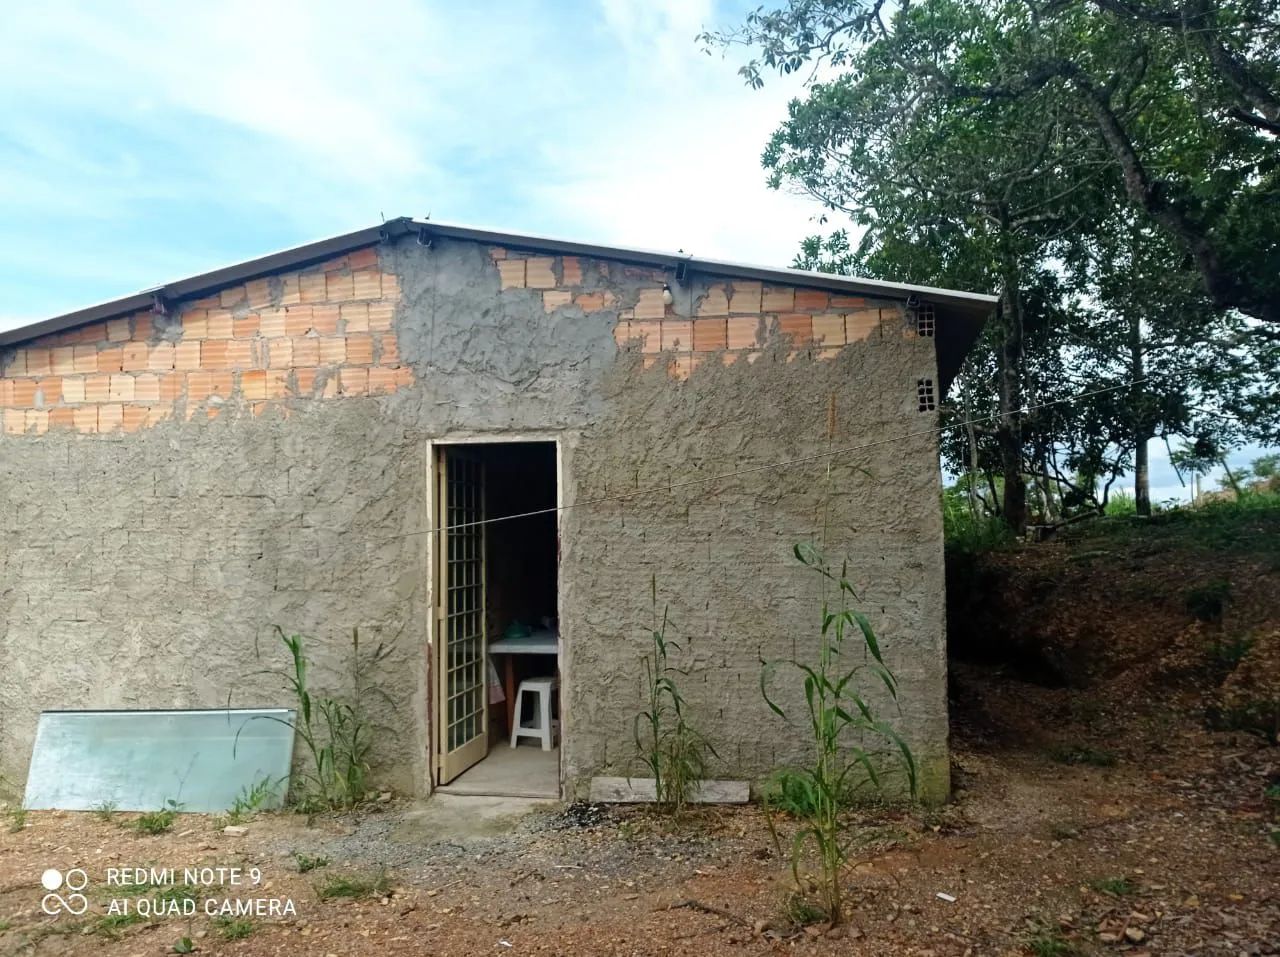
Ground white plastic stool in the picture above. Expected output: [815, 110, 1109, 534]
[510, 676, 558, 751]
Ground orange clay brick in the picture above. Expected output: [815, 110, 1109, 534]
[210, 372, 233, 397]
[3, 409, 25, 434]
[729, 281, 762, 314]
[85, 375, 111, 403]
[148, 341, 175, 371]
[205, 310, 233, 339]
[634, 288, 666, 320]
[285, 305, 315, 337]
[292, 338, 320, 367]
[109, 375, 135, 401]
[133, 314, 154, 341]
[159, 373, 183, 402]
[147, 405, 173, 427]
[812, 314, 846, 347]
[73, 323, 107, 344]
[279, 274, 301, 306]
[106, 317, 131, 342]
[367, 367, 397, 394]
[794, 289, 830, 312]
[299, 272, 327, 303]
[200, 340, 229, 369]
[367, 302, 394, 331]
[348, 247, 379, 270]
[134, 374, 161, 403]
[379, 335, 400, 365]
[122, 405, 148, 433]
[36, 377, 61, 406]
[241, 370, 268, 400]
[25, 409, 48, 435]
[98, 404, 123, 432]
[543, 290, 572, 312]
[186, 372, 213, 401]
[6, 351, 27, 376]
[73, 345, 98, 373]
[351, 270, 381, 300]
[489, 246, 507, 261]
[265, 370, 289, 399]
[346, 335, 374, 365]
[380, 272, 400, 300]
[846, 309, 879, 341]
[0, 379, 12, 405]
[49, 407, 75, 430]
[575, 292, 607, 311]
[698, 286, 729, 317]
[779, 314, 813, 341]
[233, 314, 260, 339]
[319, 338, 346, 365]
[762, 286, 795, 312]
[631, 321, 662, 352]
[52, 346, 75, 375]
[662, 320, 693, 352]
[726, 316, 760, 350]
[692, 319, 728, 352]
[73, 406, 97, 433]
[267, 339, 292, 369]
[11, 379, 36, 407]
[613, 320, 632, 348]
[97, 347, 124, 373]
[321, 255, 348, 272]
[61, 377, 86, 403]
[245, 277, 272, 308]
[830, 294, 867, 308]
[341, 303, 369, 332]
[174, 340, 201, 371]
[219, 285, 245, 307]
[121, 342, 149, 372]
[340, 368, 368, 396]
[294, 368, 317, 396]
[182, 310, 208, 338]
[498, 259, 526, 289]
[312, 305, 339, 335]
[394, 366, 413, 388]
[226, 340, 255, 369]
[326, 271, 355, 301]
[561, 257, 583, 285]
[259, 308, 286, 338]
[25, 348, 51, 376]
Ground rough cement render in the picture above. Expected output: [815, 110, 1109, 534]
[0, 234, 949, 803]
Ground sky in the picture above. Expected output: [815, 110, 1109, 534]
[0, 0, 1264, 500]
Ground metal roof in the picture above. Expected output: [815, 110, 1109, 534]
[0, 216, 997, 353]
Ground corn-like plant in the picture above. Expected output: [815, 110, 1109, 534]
[633, 579, 717, 817]
[242, 626, 391, 810]
[761, 543, 917, 926]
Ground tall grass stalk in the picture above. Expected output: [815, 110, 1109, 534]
[761, 543, 917, 926]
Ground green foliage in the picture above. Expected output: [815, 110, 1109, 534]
[0, 918, 11, 931]
[1090, 876, 1138, 897]
[942, 485, 1014, 554]
[91, 800, 118, 823]
[760, 544, 916, 926]
[173, 936, 195, 953]
[133, 799, 183, 835]
[1026, 926, 1078, 957]
[5, 806, 27, 832]
[632, 579, 717, 817]
[1048, 744, 1117, 767]
[315, 869, 391, 901]
[224, 777, 281, 825]
[94, 911, 145, 939]
[214, 917, 254, 940]
[292, 851, 330, 873]
[247, 626, 392, 811]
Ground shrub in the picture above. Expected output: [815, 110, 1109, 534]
[315, 869, 391, 901]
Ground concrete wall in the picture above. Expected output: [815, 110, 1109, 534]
[0, 234, 949, 803]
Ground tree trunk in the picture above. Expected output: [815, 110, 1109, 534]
[1129, 311, 1151, 517]
[997, 279, 1027, 534]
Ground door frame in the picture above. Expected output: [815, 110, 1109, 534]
[425, 433, 565, 793]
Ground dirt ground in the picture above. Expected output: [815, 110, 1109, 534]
[2, 662, 1276, 957]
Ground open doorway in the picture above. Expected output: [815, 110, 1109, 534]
[433, 440, 560, 798]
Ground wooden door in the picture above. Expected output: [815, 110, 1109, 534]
[435, 448, 488, 784]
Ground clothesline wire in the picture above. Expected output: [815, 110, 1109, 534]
[399, 378, 1147, 539]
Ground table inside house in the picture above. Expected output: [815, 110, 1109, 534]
[489, 630, 559, 734]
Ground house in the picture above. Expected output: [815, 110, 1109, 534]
[0, 218, 995, 803]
